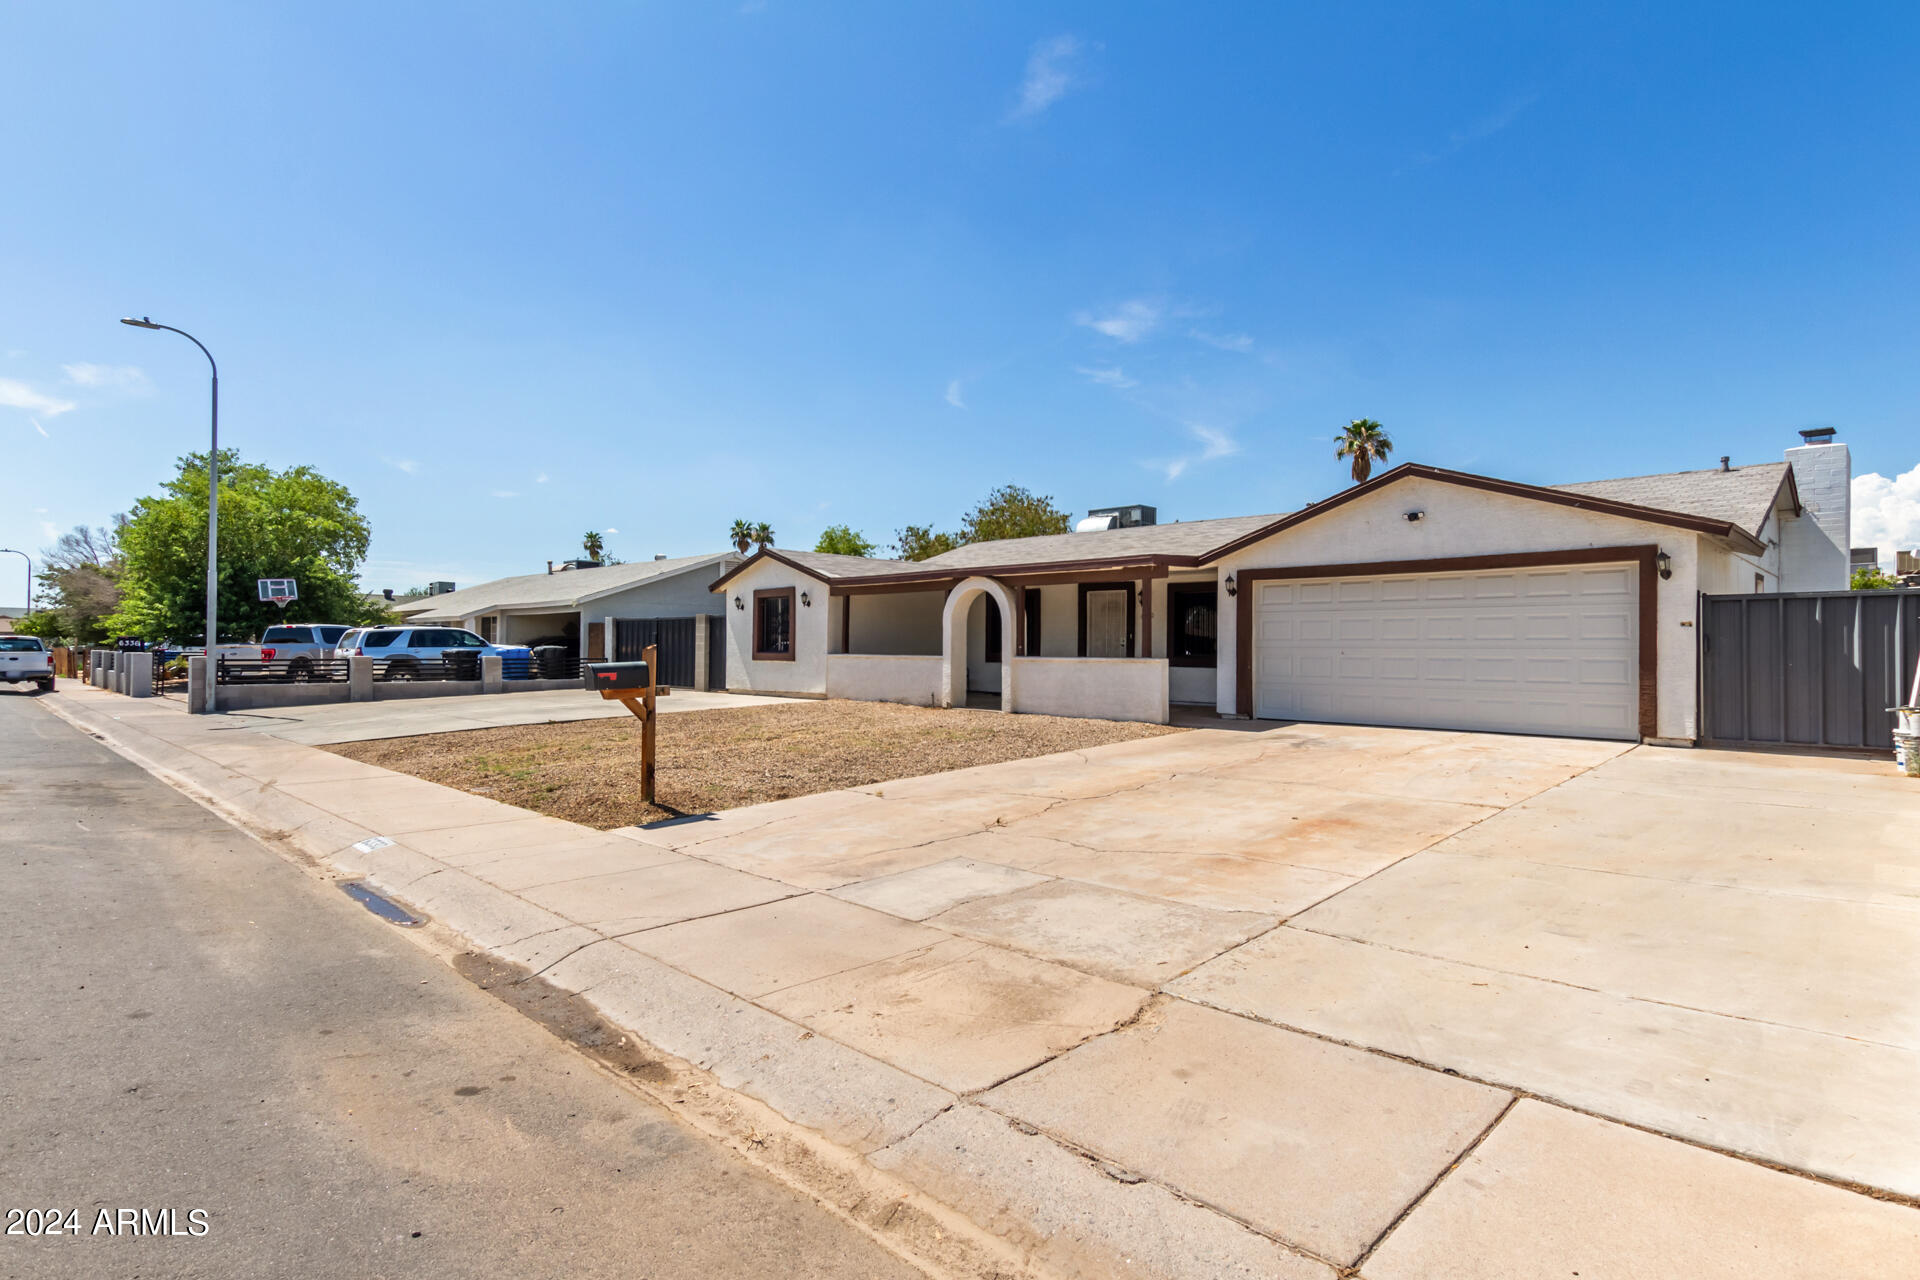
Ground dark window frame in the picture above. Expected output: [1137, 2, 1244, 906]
[1077, 583, 1136, 658]
[1023, 588, 1041, 657]
[753, 587, 797, 661]
[1167, 583, 1219, 668]
[983, 595, 1003, 663]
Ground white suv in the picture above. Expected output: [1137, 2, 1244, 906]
[335, 626, 531, 680]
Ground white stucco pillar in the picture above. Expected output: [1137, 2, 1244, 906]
[693, 616, 711, 691]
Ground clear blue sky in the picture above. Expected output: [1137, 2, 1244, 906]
[4, 2, 1918, 597]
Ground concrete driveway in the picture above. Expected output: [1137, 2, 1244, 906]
[49, 682, 1920, 1277]
[609, 721, 1920, 1274]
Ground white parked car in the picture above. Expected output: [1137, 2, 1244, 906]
[0, 636, 55, 693]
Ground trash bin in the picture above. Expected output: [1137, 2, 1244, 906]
[531, 645, 568, 679]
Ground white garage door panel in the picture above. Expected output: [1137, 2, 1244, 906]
[1254, 564, 1637, 739]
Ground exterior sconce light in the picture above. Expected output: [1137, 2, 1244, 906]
[1224, 573, 1237, 598]
[734, 595, 744, 610]
[800, 590, 811, 607]
[1404, 509, 1425, 522]
[1655, 551, 1672, 580]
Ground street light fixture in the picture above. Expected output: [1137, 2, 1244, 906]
[120, 316, 220, 709]
[0, 548, 29, 616]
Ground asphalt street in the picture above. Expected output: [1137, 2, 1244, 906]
[0, 688, 925, 1280]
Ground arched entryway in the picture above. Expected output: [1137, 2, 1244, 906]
[940, 576, 1018, 711]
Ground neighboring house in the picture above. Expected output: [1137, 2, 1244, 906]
[399, 552, 742, 672]
[0, 606, 22, 636]
[710, 431, 1850, 743]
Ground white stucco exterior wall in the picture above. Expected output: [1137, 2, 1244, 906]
[718, 559, 831, 696]
[1210, 477, 1718, 740]
[1010, 657, 1169, 724]
[826, 654, 943, 705]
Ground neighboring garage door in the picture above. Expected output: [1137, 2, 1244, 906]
[1253, 563, 1638, 739]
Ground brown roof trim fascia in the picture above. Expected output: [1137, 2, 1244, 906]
[824, 554, 1186, 593]
[1198, 463, 1761, 562]
[708, 548, 830, 595]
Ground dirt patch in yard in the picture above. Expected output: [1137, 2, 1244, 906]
[323, 699, 1183, 829]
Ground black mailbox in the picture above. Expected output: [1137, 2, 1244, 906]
[585, 660, 650, 692]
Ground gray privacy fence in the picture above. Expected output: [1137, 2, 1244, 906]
[1701, 590, 1920, 751]
[614, 616, 699, 687]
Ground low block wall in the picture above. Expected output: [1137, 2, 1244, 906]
[827, 654, 944, 706]
[1009, 656, 1169, 724]
[202, 676, 586, 713]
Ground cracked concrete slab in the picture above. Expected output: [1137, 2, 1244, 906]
[761, 938, 1147, 1094]
[623, 894, 950, 998]
[1362, 1101, 1920, 1280]
[1171, 925, 1920, 1198]
[982, 999, 1512, 1266]
[520, 857, 797, 936]
[873, 1103, 1335, 1280]
[828, 856, 1053, 920]
[929, 878, 1277, 986]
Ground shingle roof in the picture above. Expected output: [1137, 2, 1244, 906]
[772, 550, 918, 579]
[399, 552, 739, 619]
[913, 512, 1291, 572]
[1552, 462, 1792, 539]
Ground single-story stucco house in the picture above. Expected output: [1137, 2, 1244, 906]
[709, 431, 1851, 743]
[399, 551, 741, 678]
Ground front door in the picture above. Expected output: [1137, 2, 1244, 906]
[1084, 587, 1131, 658]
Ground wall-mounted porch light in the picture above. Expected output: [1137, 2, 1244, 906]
[734, 595, 745, 610]
[1655, 551, 1672, 580]
[1224, 573, 1237, 597]
[800, 590, 811, 607]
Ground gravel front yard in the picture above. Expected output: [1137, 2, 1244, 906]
[323, 699, 1183, 829]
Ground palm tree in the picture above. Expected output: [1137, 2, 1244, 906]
[729, 519, 754, 555]
[582, 530, 605, 562]
[750, 521, 775, 552]
[1335, 419, 1393, 484]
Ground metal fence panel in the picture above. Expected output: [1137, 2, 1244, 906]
[1702, 590, 1920, 750]
[708, 615, 726, 692]
[614, 616, 698, 688]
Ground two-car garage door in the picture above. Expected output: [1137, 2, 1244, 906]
[1253, 564, 1639, 740]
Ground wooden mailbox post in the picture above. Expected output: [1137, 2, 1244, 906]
[587, 643, 670, 804]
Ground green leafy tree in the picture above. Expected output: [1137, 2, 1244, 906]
[1335, 418, 1393, 484]
[107, 450, 382, 642]
[1852, 565, 1899, 590]
[582, 530, 605, 562]
[892, 523, 961, 562]
[750, 521, 775, 551]
[728, 518, 753, 554]
[814, 524, 876, 557]
[960, 484, 1071, 543]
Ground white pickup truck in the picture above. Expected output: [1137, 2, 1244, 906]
[0, 636, 55, 693]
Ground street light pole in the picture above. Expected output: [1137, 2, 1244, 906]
[0, 548, 29, 617]
[120, 317, 219, 710]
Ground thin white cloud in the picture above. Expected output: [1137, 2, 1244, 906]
[491, 490, 519, 499]
[1155, 458, 1189, 481]
[1853, 465, 1920, 567]
[534, 472, 550, 484]
[1006, 34, 1082, 122]
[1075, 364, 1138, 390]
[62, 362, 149, 390]
[1190, 329, 1254, 353]
[382, 456, 420, 475]
[604, 527, 620, 535]
[945, 379, 967, 409]
[0, 378, 76, 417]
[1075, 299, 1162, 343]
[1414, 91, 1539, 166]
[40, 521, 60, 541]
[1189, 423, 1239, 460]
[30, 417, 48, 438]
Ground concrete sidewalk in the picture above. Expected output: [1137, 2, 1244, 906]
[43, 683, 1920, 1279]
[122, 683, 789, 744]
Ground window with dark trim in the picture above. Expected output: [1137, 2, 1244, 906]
[1023, 588, 1041, 656]
[983, 595, 1002, 663]
[1168, 583, 1218, 667]
[753, 588, 795, 660]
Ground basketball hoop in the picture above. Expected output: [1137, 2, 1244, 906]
[258, 578, 299, 611]
[269, 594, 293, 609]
